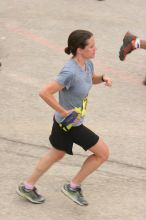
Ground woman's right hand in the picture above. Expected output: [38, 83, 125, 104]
[61, 109, 75, 118]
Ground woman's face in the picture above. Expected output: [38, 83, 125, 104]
[79, 36, 96, 59]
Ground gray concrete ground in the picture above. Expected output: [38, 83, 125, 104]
[0, 0, 146, 219]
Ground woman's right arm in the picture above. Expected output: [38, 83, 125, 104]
[39, 80, 68, 118]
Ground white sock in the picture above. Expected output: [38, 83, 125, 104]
[134, 38, 140, 48]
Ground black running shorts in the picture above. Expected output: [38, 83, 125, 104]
[49, 119, 99, 155]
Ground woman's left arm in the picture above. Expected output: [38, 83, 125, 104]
[92, 73, 112, 87]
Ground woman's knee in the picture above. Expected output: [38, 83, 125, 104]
[90, 139, 110, 162]
[100, 146, 109, 161]
[56, 152, 65, 161]
[49, 147, 65, 161]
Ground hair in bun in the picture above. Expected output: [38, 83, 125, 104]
[64, 47, 71, 55]
[64, 30, 93, 56]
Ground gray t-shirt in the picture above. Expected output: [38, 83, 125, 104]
[54, 58, 94, 126]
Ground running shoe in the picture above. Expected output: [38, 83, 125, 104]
[143, 76, 146, 86]
[16, 183, 45, 204]
[61, 183, 88, 206]
[119, 32, 137, 61]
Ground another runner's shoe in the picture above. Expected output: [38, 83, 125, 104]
[16, 183, 45, 204]
[143, 76, 146, 86]
[119, 32, 137, 61]
[61, 183, 88, 206]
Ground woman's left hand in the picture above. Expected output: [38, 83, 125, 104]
[103, 76, 112, 87]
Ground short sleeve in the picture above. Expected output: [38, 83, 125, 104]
[86, 60, 94, 76]
[55, 69, 74, 90]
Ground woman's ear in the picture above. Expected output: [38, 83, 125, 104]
[76, 47, 82, 55]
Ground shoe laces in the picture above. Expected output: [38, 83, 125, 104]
[32, 187, 41, 197]
[75, 187, 84, 197]
[24, 186, 41, 197]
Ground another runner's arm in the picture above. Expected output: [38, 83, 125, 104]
[39, 80, 68, 117]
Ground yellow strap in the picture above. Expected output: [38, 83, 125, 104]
[74, 97, 88, 116]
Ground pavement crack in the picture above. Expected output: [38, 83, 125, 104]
[1, 135, 146, 172]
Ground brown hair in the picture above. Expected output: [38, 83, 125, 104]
[64, 30, 93, 56]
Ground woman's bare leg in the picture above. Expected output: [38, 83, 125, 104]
[25, 147, 65, 185]
[71, 138, 109, 185]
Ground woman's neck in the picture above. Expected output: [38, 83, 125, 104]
[74, 56, 86, 70]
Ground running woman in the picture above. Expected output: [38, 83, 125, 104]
[16, 29, 112, 206]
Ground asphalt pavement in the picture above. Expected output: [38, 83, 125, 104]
[0, 0, 146, 219]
